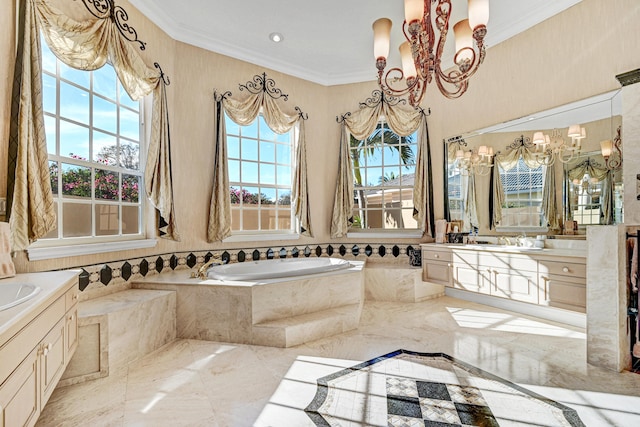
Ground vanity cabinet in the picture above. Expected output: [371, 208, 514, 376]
[538, 259, 587, 312]
[421, 245, 586, 311]
[0, 275, 79, 427]
[422, 248, 452, 286]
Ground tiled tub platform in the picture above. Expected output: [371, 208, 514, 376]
[133, 261, 365, 348]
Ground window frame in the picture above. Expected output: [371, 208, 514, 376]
[225, 112, 298, 238]
[347, 118, 419, 236]
[28, 40, 152, 258]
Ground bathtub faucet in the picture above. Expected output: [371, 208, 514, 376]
[191, 254, 222, 280]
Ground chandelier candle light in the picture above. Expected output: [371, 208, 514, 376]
[455, 145, 494, 176]
[532, 125, 586, 165]
[372, 0, 489, 107]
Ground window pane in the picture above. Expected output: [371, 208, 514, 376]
[366, 167, 382, 186]
[275, 132, 290, 143]
[62, 202, 91, 237]
[60, 120, 89, 160]
[277, 210, 291, 230]
[260, 187, 276, 205]
[93, 67, 117, 100]
[61, 163, 91, 198]
[260, 141, 275, 163]
[260, 208, 277, 230]
[243, 186, 259, 205]
[45, 115, 56, 154]
[49, 161, 58, 196]
[227, 136, 240, 159]
[42, 201, 58, 239]
[241, 139, 258, 161]
[119, 142, 140, 170]
[241, 161, 258, 184]
[60, 62, 90, 88]
[276, 144, 290, 164]
[41, 42, 56, 74]
[122, 205, 140, 234]
[95, 204, 119, 236]
[241, 209, 259, 230]
[119, 88, 138, 110]
[230, 187, 242, 205]
[276, 166, 291, 186]
[226, 118, 240, 136]
[277, 190, 291, 207]
[93, 131, 117, 165]
[260, 163, 276, 185]
[60, 81, 89, 123]
[243, 121, 258, 138]
[93, 96, 117, 134]
[120, 108, 140, 141]
[259, 116, 276, 141]
[228, 160, 240, 182]
[122, 174, 140, 203]
[231, 209, 241, 231]
[95, 169, 119, 200]
[42, 73, 56, 114]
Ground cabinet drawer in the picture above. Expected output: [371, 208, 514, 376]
[423, 261, 451, 285]
[542, 275, 586, 312]
[479, 253, 538, 272]
[422, 249, 452, 263]
[65, 285, 80, 311]
[539, 260, 586, 278]
[0, 296, 65, 386]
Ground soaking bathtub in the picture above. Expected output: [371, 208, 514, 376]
[133, 258, 364, 347]
[207, 257, 351, 281]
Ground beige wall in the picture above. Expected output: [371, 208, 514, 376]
[1, 0, 639, 273]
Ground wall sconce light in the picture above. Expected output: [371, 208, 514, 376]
[600, 125, 622, 170]
[533, 125, 586, 165]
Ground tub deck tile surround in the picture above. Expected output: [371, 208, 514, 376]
[132, 262, 364, 348]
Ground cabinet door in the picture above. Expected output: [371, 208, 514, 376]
[65, 307, 79, 361]
[40, 319, 66, 407]
[0, 347, 40, 427]
[540, 274, 586, 312]
[489, 268, 539, 304]
[423, 261, 451, 286]
[452, 264, 490, 294]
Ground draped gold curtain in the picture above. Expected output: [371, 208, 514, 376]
[566, 158, 614, 225]
[7, 0, 179, 249]
[541, 163, 559, 230]
[330, 96, 432, 238]
[208, 87, 312, 242]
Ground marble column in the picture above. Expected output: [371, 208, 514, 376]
[586, 225, 630, 372]
[621, 76, 640, 224]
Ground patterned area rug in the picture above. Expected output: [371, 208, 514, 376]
[305, 350, 584, 427]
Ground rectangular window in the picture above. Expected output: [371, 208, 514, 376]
[499, 159, 544, 228]
[40, 39, 143, 243]
[570, 175, 603, 226]
[447, 167, 466, 222]
[350, 120, 418, 231]
[226, 114, 295, 233]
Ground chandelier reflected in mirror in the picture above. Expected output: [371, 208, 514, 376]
[532, 125, 586, 165]
[372, 0, 489, 107]
[600, 125, 622, 170]
[455, 145, 494, 176]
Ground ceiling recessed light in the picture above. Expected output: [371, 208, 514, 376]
[269, 32, 283, 43]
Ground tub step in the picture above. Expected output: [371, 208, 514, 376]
[251, 303, 361, 348]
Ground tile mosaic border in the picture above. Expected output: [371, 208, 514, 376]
[71, 243, 422, 292]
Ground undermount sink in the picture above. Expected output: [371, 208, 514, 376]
[0, 283, 41, 311]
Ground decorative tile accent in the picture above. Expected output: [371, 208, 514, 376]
[170, 255, 179, 270]
[365, 245, 373, 256]
[379, 245, 386, 257]
[205, 252, 214, 263]
[222, 251, 231, 264]
[237, 250, 246, 262]
[155, 256, 164, 273]
[79, 269, 90, 291]
[326, 245, 334, 256]
[252, 249, 260, 261]
[121, 262, 132, 281]
[292, 247, 300, 258]
[186, 253, 197, 268]
[139, 259, 149, 277]
[339, 245, 346, 256]
[392, 245, 400, 257]
[304, 246, 312, 257]
[315, 246, 322, 257]
[352, 245, 359, 256]
[279, 247, 287, 258]
[100, 265, 112, 285]
[266, 248, 274, 259]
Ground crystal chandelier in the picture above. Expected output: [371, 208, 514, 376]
[372, 0, 489, 107]
[532, 125, 586, 165]
[455, 145, 494, 176]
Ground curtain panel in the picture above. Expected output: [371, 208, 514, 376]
[207, 89, 312, 242]
[8, 0, 179, 248]
[330, 98, 433, 238]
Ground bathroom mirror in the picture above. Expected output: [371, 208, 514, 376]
[444, 89, 622, 233]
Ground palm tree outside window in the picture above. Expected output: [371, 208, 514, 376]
[350, 119, 417, 230]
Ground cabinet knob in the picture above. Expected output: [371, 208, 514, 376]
[434, 254, 439, 258]
[68, 314, 75, 321]
[562, 267, 569, 273]
[43, 343, 52, 356]
[73, 294, 79, 301]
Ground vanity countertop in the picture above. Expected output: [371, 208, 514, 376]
[0, 270, 79, 345]
[420, 243, 586, 259]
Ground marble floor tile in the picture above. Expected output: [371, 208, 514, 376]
[37, 297, 640, 426]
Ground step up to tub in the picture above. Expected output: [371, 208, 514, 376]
[59, 289, 176, 386]
[252, 303, 361, 348]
